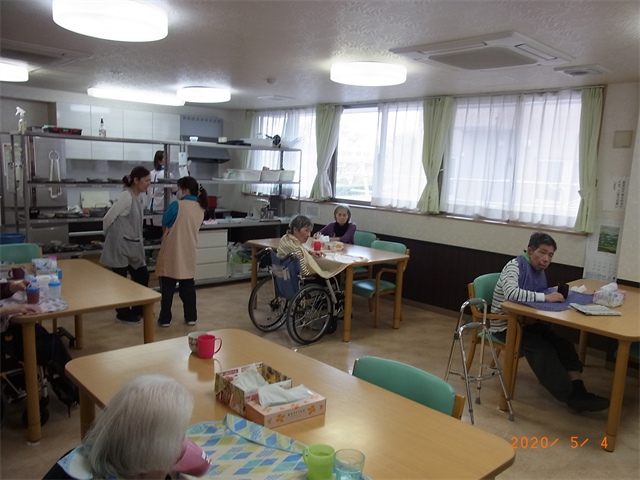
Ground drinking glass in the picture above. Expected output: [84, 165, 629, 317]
[334, 449, 365, 480]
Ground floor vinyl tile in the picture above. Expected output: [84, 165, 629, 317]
[1, 281, 638, 479]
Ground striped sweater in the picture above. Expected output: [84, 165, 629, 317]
[490, 258, 547, 332]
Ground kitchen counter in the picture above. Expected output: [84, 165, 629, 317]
[199, 218, 283, 230]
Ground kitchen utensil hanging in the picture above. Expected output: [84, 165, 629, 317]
[48, 150, 62, 198]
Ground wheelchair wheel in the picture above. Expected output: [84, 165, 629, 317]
[248, 276, 288, 332]
[287, 285, 333, 344]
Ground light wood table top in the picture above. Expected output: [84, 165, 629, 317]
[246, 239, 410, 342]
[10, 259, 160, 443]
[501, 279, 639, 452]
[66, 329, 514, 480]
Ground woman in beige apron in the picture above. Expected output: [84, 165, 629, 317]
[155, 177, 207, 326]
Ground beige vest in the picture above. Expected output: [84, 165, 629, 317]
[155, 200, 204, 279]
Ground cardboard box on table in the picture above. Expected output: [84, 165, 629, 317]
[214, 362, 326, 427]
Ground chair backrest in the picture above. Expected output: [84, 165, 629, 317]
[369, 240, 408, 269]
[270, 251, 301, 300]
[354, 230, 377, 247]
[352, 356, 456, 416]
[0, 243, 41, 264]
[471, 273, 501, 308]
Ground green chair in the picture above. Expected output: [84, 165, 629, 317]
[353, 356, 465, 419]
[0, 243, 41, 263]
[466, 273, 521, 394]
[352, 240, 409, 328]
[353, 230, 377, 247]
[352, 231, 377, 279]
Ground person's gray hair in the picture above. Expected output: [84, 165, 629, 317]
[84, 375, 193, 479]
[289, 214, 313, 232]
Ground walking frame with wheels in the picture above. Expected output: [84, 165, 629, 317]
[445, 298, 515, 425]
[248, 249, 344, 345]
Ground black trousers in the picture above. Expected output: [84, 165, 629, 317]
[494, 322, 582, 403]
[159, 276, 197, 324]
[112, 265, 149, 317]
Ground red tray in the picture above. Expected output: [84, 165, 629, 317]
[43, 126, 82, 135]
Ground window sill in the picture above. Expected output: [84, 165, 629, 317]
[309, 200, 587, 236]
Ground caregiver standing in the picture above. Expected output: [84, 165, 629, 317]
[155, 177, 207, 327]
[100, 166, 152, 324]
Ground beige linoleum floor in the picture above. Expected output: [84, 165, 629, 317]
[1, 280, 638, 480]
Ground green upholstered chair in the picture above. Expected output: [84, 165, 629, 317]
[351, 240, 408, 327]
[352, 231, 377, 279]
[465, 273, 521, 394]
[352, 356, 465, 419]
[0, 243, 41, 264]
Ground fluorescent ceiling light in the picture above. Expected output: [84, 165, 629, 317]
[330, 62, 407, 86]
[87, 87, 184, 106]
[52, 0, 168, 42]
[177, 87, 231, 103]
[0, 61, 29, 82]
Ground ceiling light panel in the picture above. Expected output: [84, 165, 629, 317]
[0, 61, 29, 82]
[330, 62, 407, 86]
[52, 0, 168, 42]
[88, 87, 184, 106]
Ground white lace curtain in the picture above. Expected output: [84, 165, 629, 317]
[441, 90, 583, 228]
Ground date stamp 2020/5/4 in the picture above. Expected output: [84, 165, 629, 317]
[511, 437, 611, 449]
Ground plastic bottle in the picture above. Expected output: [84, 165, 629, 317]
[48, 277, 62, 299]
[99, 117, 106, 137]
[16, 107, 26, 133]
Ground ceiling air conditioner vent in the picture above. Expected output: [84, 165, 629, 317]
[0, 39, 92, 68]
[390, 32, 574, 70]
[553, 64, 612, 77]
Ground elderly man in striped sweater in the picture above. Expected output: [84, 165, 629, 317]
[490, 232, 609, 412]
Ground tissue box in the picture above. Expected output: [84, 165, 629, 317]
[593, 289, 626, 307]
[245, 390, 326, 427]
[214, 363, 291, 416]
[32, 257, 57, 274]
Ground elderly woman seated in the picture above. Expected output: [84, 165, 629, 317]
[43, 375, 210, 480]
[278, 214, 326, 277]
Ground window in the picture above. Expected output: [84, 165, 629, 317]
[246, 108, 316, 198]
[441, 90, 582, 228]
[335, 101, 425, 209]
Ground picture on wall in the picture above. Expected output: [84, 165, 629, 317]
[597, 225, 620, 254]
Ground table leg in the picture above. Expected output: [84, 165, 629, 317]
[578, 330, 589, 365]
[343, 267, 353, 342]
[604, 340, 630, 452]
[500, 313, 521, 411]
[79, 388, 96, 439]
[74, 314, 83, 350]
[21, 322, 41, 443]
[143, 303, 155, 344]
[392, 259, 406, 329]
[251, 245, 259, 291]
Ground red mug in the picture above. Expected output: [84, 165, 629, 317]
[197, 335, 222, 359]
[11, 267, 25, 279]
[313, 241, 322, 252]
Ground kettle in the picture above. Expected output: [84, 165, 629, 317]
[252, 198, 269, 218]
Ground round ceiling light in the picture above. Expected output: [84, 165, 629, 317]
[0, 62, 29, 82]
[330, 61, 407, 86]
[52, 0, 168, 42]
[177, 87, 231, 103]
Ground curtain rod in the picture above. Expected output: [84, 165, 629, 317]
[248, 84, 605, 113]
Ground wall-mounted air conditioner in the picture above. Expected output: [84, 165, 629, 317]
[390, 31, 574, 70]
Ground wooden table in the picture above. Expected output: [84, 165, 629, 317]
[66, 329, 514, 480]
[9, 259, 161, 443]
[246, 238, 409, 342]
[500, 279, 639, 452]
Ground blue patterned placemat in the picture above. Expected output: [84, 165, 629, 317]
[514, 288, 593, 311]
[185, 414, 309, 479]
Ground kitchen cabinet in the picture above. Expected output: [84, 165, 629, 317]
[195, 230, 228, 282]
[123, 110, 153, 162]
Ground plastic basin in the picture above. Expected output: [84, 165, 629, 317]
[0, 233, 25, 244]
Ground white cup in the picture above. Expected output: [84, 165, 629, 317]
[188, 331, 209, 354]
[189, 136, 198, 142]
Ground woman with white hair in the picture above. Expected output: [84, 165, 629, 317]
[44, 375, 200, 479]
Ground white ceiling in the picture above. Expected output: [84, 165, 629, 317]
[1, 0, 639, 111]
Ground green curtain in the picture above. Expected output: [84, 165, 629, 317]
[574, 87, 604, 233]
[310, 105, 342, 200]
[417, 96, 454, 213]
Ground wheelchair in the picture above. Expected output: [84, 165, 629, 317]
[248, 249, 344, 345]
